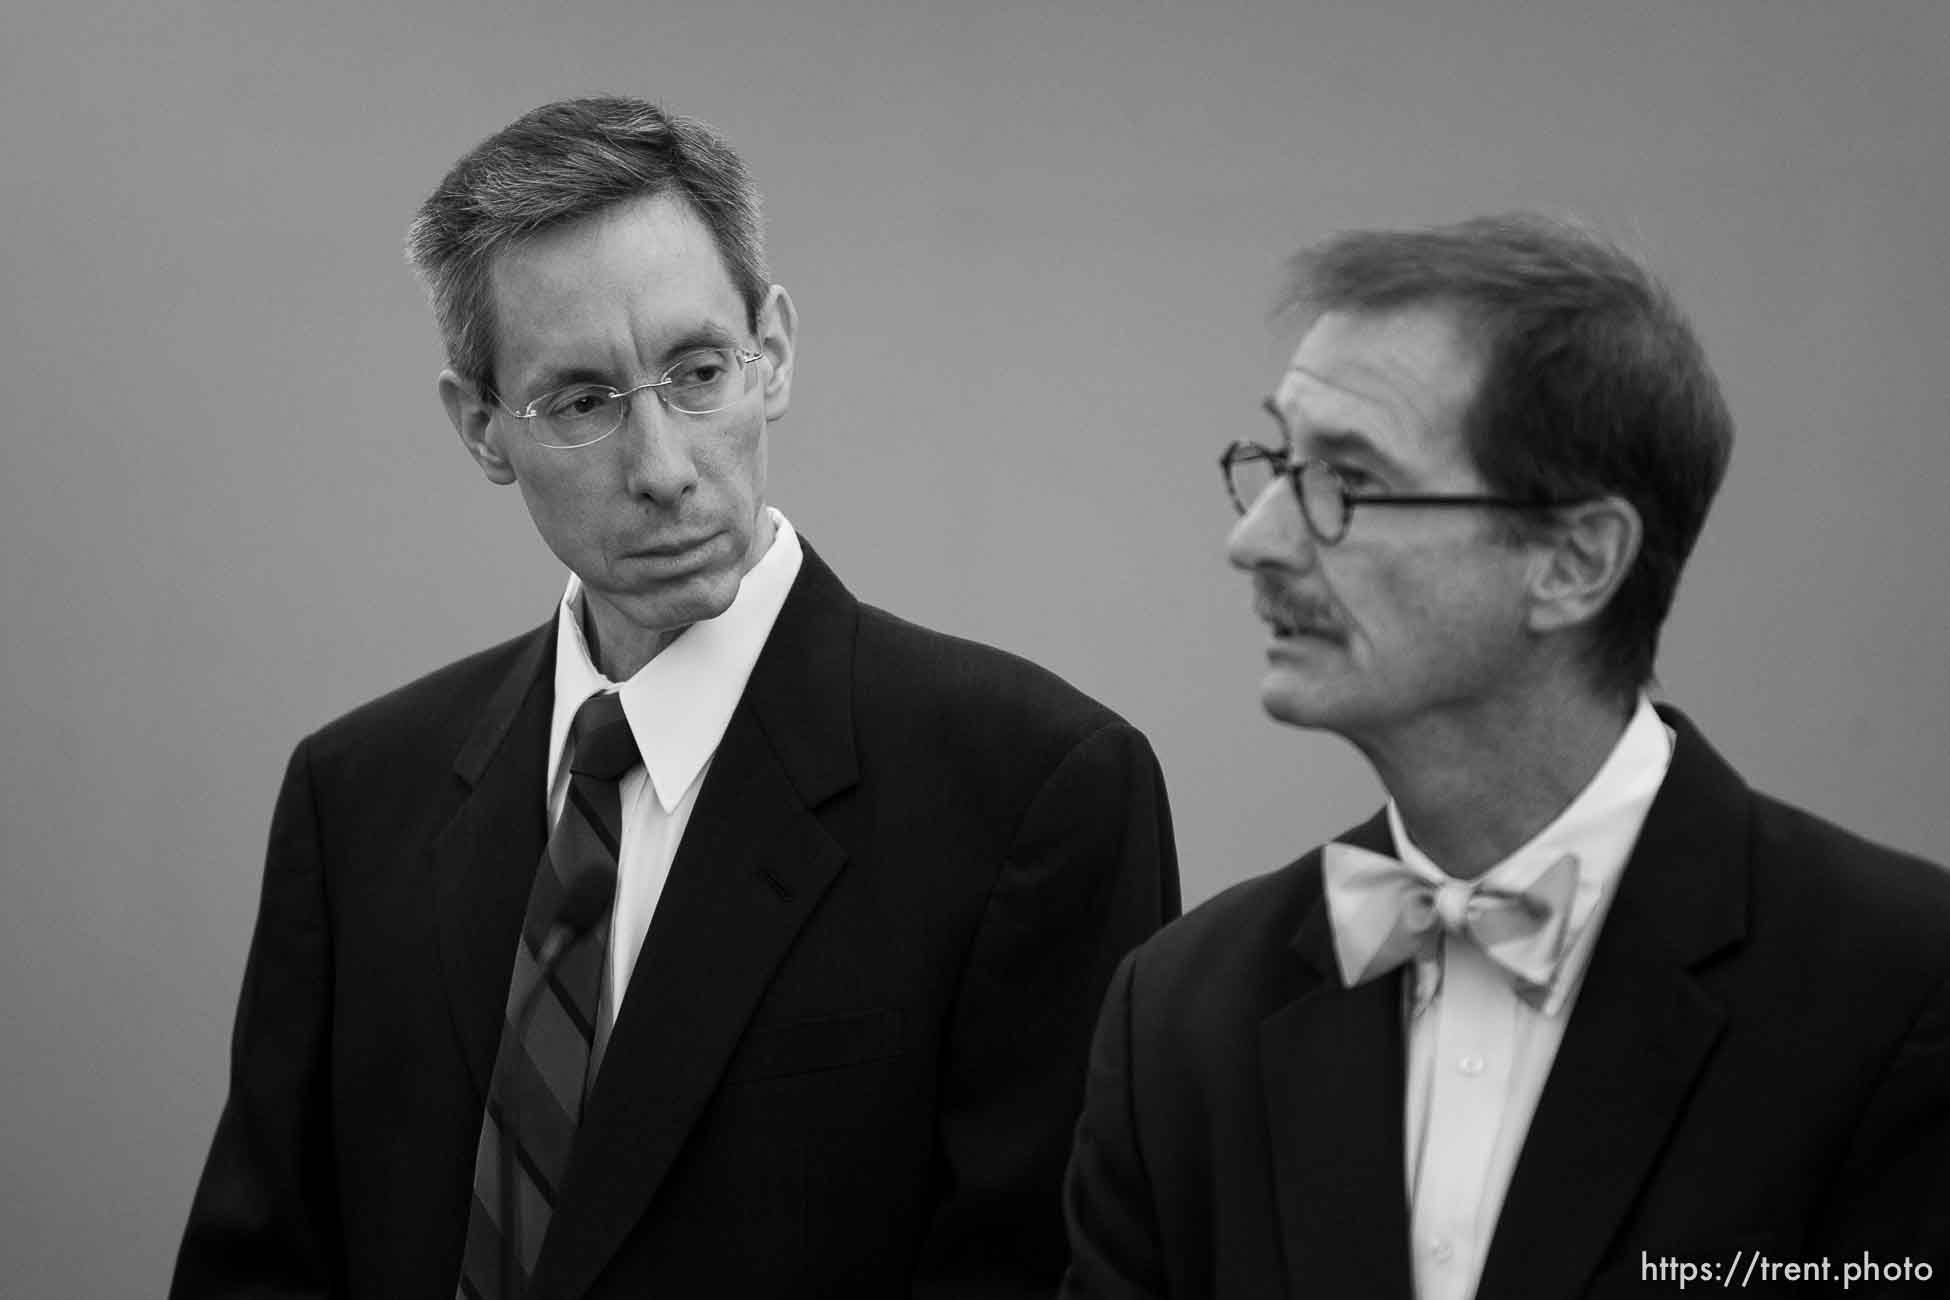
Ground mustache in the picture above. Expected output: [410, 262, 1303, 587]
[1253, 583, 1341, 634]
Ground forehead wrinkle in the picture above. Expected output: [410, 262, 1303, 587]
[487, 192, 747, 396]
[1277, 361, 1426, 449]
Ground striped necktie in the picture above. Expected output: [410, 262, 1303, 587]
[457, 691, 638, 1299]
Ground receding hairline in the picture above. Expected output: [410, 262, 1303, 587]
[477, 192, 772, 399]
[1275, 308, 1489, 464]
[404, 96, 772, 392]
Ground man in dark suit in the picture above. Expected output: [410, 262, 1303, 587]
[172, 96, 1179, 1299]
[1062, 214, 1950, 1298]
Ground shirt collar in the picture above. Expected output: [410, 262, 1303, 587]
[1384, 693, 1676, 1014]
[548, 508, 804, 813]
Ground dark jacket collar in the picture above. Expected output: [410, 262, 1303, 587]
[1269, 703, 1749, 1299]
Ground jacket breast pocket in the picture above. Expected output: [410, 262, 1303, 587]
[722, 1008, 904, 1084]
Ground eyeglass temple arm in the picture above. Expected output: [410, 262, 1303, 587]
[1349, 494, 1570, 509]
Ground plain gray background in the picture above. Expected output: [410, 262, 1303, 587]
[4, 0, 1946, 1291]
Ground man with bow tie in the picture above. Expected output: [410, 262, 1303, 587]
[1061, 213, 1950, 1298]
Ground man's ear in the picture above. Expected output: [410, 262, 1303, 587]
[1524, 495, 1642, 635]
[440, 369, 517, 485]
[755, 284, 797, 423]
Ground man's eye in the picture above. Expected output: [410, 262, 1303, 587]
[1333, 465, 1382, 492]
[545, 390, 615, 420]
[667, 356, 727, 388]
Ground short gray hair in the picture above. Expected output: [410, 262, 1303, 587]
[405, 96, 770, 393]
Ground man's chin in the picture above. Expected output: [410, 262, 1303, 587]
[629, 575, 741, 631]
[1258, 672, 1347, 732]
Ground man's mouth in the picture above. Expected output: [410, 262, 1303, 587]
[1256, 598, 1342, 643]
[630, 533, 716, 559]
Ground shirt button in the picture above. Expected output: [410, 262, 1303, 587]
[1458, 1054, 1486, 1076]
[1429, 1236, 1455, 1262]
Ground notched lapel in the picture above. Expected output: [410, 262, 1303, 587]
[1476, 706, 1748, 1299]
[1477, 939, 1724, 1299]
[1261, 838, 1417, 1300]
[431, 625, 555, 1102]
[531, 698, 852, 1299]
[522, 541, 862, 1296]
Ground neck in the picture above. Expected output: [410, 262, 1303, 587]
[1356, 679, 1636, 879]
[582, 508, 777, 682]
[585, 613, 683, 682]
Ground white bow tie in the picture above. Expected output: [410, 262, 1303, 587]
[1321, 842, 1582, 1010]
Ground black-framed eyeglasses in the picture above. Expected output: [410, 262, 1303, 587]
[492, 347, 766, 449]
[1219, 440, 1574, 545]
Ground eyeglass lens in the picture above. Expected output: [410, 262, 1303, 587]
[1225, 446, 1348, 543]
[532, 349, 753, 447]
[1225, 447, 1280, 513]
[1294, 461, 1347, 542]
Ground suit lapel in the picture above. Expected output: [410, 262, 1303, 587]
[1262, 812, 1418, 1300]
[1476, 706, 1748, 1298]
[431, 621, 556, 1101]
[530, 542, 861, 1300]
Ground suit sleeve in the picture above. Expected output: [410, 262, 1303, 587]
[1061, 950, 1169, 1299]
[1815, 966, 1950, 1270]
[912, 720, 1180, 1300]
[170, 740, 342, 1298]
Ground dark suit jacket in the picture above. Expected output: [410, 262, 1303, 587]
[173, 542, 1180, 1298]
[1062, 707, 1950, 1298]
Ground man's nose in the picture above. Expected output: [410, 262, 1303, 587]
[1226, 477, 1314, 574]
[618, 394, 700, 503]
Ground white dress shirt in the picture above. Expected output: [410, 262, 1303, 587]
[545, 508, 803, 1076]
[1392, 695, 1674, 1300]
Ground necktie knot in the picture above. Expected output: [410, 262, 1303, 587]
[569, 691, 640, 781]
[1430, 878, 1476, 931]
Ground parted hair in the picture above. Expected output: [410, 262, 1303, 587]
[405, 96, 770, 394]
[1280, 212, 1734, 703]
